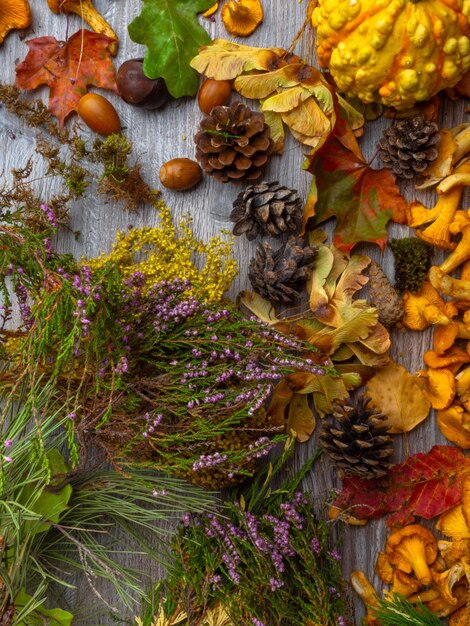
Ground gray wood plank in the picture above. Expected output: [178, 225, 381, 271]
[0, 1, 465, 623]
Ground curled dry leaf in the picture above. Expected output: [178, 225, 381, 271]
[365, 360, 431, 434]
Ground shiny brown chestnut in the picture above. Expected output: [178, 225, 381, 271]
[116, 58, 170, 110]
[159, 158, 202, 191]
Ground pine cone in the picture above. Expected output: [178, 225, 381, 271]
[368, 260, 404, 327]
[230, 181, 303, 241]
[194, 101, 273, 183]
[320, 395, 393, 479]
[378, 115, 440, 179]
[1, 604, 14, 626]
[248, 236, 317, 303]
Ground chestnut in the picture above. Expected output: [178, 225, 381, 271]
[197, 79, 232, 114]
[77, 93, 121, 136]
[159, 158, 202, 191]
[116, 58, 170, 110]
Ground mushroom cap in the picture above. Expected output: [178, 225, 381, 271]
[402, 282, 452, 331]
[221, 0, 264, 37]
[416, 368, 456, 410]
[436, 505, 470, 540]
[0, 0, 32, 45]
[437, 406, 470, 449]
[431, 562, 466, 606]
[433, 322, 460, 355]
[424, 346, 470, 370]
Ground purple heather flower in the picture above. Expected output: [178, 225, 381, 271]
[329, 549, 342, 562]
[4, 440, 12, 448]
[311, 537, 321, 555]
[3, 456, 13, 463]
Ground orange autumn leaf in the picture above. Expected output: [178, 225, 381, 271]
[15, 30, 118, 127]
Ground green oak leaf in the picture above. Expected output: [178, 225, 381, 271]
[128, 0, 214, 98]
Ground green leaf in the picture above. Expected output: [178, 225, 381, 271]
[21, 449, 72, 535]
[14, 589, 73, 626]
[128, 0, 214, 98]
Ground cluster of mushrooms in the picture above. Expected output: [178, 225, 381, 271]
[352, 476, 470, 624]
[399, 123, 470, 449]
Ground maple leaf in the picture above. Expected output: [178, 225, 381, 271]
[330, 445, 470, 528]
[14, 30, 117, 127]
[128, 0, 214, 98]
[305, 136, 408, 252]
[366, 360, 431, 434]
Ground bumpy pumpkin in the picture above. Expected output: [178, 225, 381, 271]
[312, 0, 470, 109]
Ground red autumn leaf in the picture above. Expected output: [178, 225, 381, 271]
[305, 136, 408, 253]
[330, 445, 470, 528]
[15, 30, 117, 127]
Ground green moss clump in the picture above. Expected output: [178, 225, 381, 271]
[389, 237, 432, 293]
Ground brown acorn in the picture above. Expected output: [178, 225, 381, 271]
[159, 158, 202, 191]
[198, 79, 232, 114]
[77, 93, 121, 136]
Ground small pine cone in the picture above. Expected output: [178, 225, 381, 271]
[194, 101, 274, 183]
[248, 236, 317, 303]
[230, 181, 303, 241]
[320, 395, 393, 479]
[378, 115, 440, 179]
[368, 260, 404, 327]
[1, 605, 15, 626]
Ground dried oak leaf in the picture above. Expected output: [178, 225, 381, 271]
[14, 30, 117, 127]
[128, 0, 215, 98]
[330, 445, 470, 528]
[305, 135, 408, 253]
[365, 360, 431, 434]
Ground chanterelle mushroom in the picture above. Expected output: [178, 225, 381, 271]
[47, 0, 118, 55]
[0, 0, 32, 46]
[385, 524, 438, 586]
[221, 0, 264, 37]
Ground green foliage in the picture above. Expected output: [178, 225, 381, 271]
[128, 0, 214, 98]
[150, 444, 352, 625]
[370, 593, 445, 625]
[14, 589, 73, 626]
[389, 237, 432, 293]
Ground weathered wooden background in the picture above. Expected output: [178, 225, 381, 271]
[0, 0, 465, 624]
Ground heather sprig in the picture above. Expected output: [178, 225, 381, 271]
[151, 447, 352, 625]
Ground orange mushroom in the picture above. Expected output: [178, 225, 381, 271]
[433, 322, 460, 355]
[385, 524, 438, 586]
[423, 346, 470, 371]
[47, 0, 118, 55]
[449, 606, 470, 626]
[402, 282, 454, 331]
[436, 505, 470, 540]
[0, 0, 31, 45]
[437, 405, 470, 448]
[350, 570, 380, 626]
[416, 368, 456, 410]
[221, 0, 264, 37]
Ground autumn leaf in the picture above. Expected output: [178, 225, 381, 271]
[287, 394, 315, 442]
[239, 290, 279, 325]
[14, 30, 117, 127]
[330, 445, 470, 528]
[191, 39, 364, 152]
[128, 0, 214, 98]
[366, 360, 431, 434]
[305, 136, 408, 252]
[191, 38, 287, 80]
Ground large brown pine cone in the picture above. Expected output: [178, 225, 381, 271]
[194, 102, 274, 183]
[377, 115, 440, 179]
[230, 181, 303, 241]
[320, 395, 393, 479]
[248, 236, 317, 303]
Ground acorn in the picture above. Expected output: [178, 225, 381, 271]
[116, 58, 170, 110]
[77, 93, 121, 136]
[197, 79, 232, 114]
[159, 158, 202, 191]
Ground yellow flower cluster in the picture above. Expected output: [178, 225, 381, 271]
[86, 201, 238, 303]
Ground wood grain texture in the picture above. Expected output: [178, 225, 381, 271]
[0, 1, 465, 624]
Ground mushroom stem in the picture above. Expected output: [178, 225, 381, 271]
[227, 0, 250, 17]
[396, 536, 433, 585]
